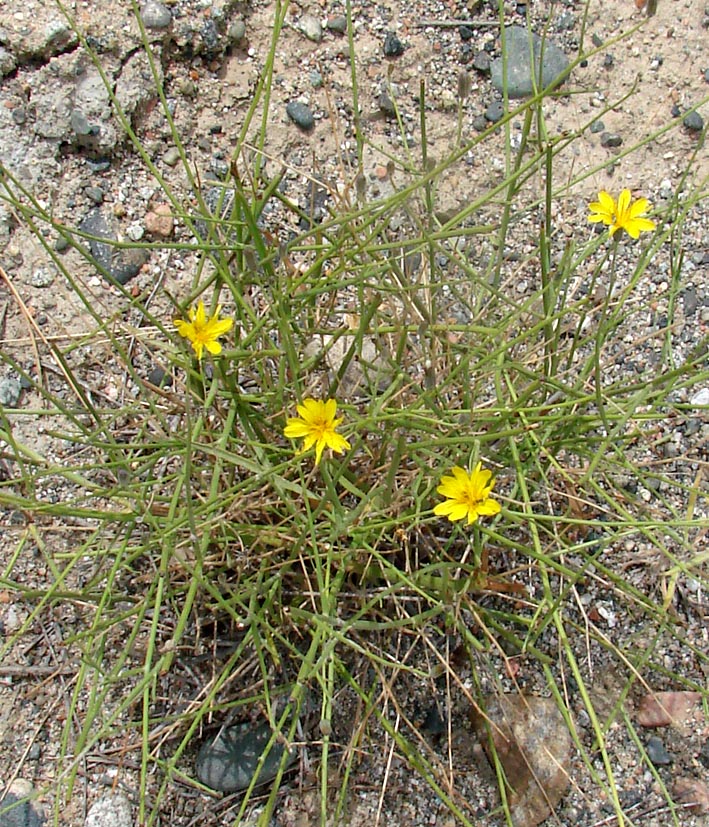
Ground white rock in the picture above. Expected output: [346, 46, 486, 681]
[690, 388, 709, 406]
[85, 793, 132, 827]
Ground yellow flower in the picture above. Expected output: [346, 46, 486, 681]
[174, 301, 233, 359]
[588, 189, 656, 239]
[283, 398, 351, 465]
[434, 462, 501, 525]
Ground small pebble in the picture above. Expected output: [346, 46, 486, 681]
[147, 366, 173, 388]
[144, 203, 173, 237]
[689, 388, 709, 406]
[591, 33, 603, 47]
[590, 119, 605, 133]
[459, 25, 474, 40]
[683, 110, 704, 132]
[603, 54, 614, 69]
[646, 736, 672, 766]
[704, 68, 709, 83]
[326, 15, 347, 34]
[85, 793, 132, 827]
[299, 14, 322, 43]
[383, 32, 405, 57]
[85, 186, 104, 204]
[228, 18, 246, 44]
[472, 51, 491, 73]
[140, 0, 171, 29]
[30, 268, 55, 287]
[485, 101, 504, 123]
[472, 114, 488, 132]
[600, 132, 622, 148]
[0, 376, 22, 408]
[163, 146, 182, 166]
[286, 101, 314, 130]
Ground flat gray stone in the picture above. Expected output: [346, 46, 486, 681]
[491, 26, 569, 98]
[196, 721, 296, 793]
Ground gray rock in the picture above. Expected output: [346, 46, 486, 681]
[140, 1, 172, 29]
[79, 209, 148, 285]
[491, 26, 569, 98]
[200, 20, 221, 58]
[163, 147, 182, 166]
[0, 780, 44, 827]
[472, 114, 488, 132]
[70, 63, 120, 152]
[286, 100, 315, 131]
[378, 93, 396, 117]
[485, 100, 505, 122]
[299, 14, 323, 43]
[196, 721, 296, 793]
[383, 32, 405, 57]
[555, 12, 576, 30]
[0, 376, 22, 408]
[683, 110, 704, 132]
[589, 119, 605, 133]
[600, 132, 623, 148]
[85, 794, 132, 827]
[326, 15, 348, 34]
[646, 736, 672, 766]
[85, 186, 104, 204]
[30, 267, 55, 288]
[472, 51, 491, 74]
[228, 18, 247, 44]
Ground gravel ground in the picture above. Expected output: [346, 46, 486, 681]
[0, 0, 707, 825]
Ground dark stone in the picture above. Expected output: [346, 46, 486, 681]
[603, 53, 614, 68]
[646, 736, 672, 766]
[485, 100, 505, 122]
[459, 25, 474, 40]
[383, 32, 405, 57]
[12, 107, 27, 125]
[195, 721, 296, 793]
[0, 790, 44, 827]
[472, 51, 491, 73]
[591, 33, 603, 47]
[600, 132, 622, 147]
[705, 68, 709, 83]
[326, 15, 348, 34]
[590, 119, 605, 133]
[683, 110, 705, 132]
[78, 209, 148, 285]
[671, 103, 682, 117]
[286, 100, 314, 130]
[580, 59, 588, 67]
[147, 366, 172, 387]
